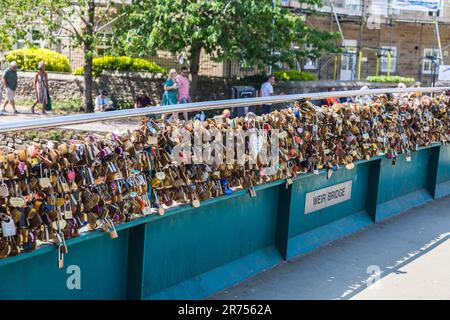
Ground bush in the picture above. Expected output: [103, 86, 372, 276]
[5, 48, 71, 73]
[273, 70, 317, 81]
[367, 76, 415, 84]
[73, 56, 166, 77]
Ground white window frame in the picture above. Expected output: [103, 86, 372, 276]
[303, 44, 318, 70]
[380, 46, 397, 73]
[14, 29, 44, 50]
[345, 0, 363, 12]
[428, 0, 444, 17]
[422, 48, 440, 74]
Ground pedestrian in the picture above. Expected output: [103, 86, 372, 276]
[161, 69, 178, 120]
[221, 109, 231, 121]
[260, 75, 283, 115]
[176, 66, 190, 121]
[339, 86, 354, 103]
[134, 89, 152, 108]
[0, 79, 3, 109]
[326, 87, 340, 107]
[355, 85, 372, 104]
[2, 61, 19, 115]
[396, 82, 408, 98]
[31, 61, 49, 114]
[214, 109, 231, 123]
[95, 90, 115, 112]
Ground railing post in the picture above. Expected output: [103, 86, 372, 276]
[365, 159, 381, 222]
[126, 224, 146, 300]
[275, 183, 293, 260]
[426, 145, 441, 199]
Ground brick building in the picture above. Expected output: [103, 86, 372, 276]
[285, 0, 450, 84]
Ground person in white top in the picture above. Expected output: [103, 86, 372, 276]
[260, 75, 283, 114]
[95, 90, 115, 112]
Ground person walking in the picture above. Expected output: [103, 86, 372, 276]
[31, 61, 49, 114]
[2, 61, 19, 115]
[162, 69, 178, 105]
[176, 66, 190, 121]
[260, 75, 283, 115]
[162, 69, 178, 120]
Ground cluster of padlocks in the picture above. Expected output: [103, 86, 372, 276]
[0, 92, 449, 265]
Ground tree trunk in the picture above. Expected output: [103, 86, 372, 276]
[83, 1, 95, 113]
[83, 45, 94, 113]
[189, 46, 201, 100]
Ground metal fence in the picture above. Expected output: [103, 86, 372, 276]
[0, 86, 448, 133]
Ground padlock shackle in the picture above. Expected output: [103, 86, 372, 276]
[0, 87, 449, 134]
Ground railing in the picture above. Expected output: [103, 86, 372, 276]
[0, 86, 448, 133]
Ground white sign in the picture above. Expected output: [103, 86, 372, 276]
[392, 0, 440, 12]
[305, 180, 352, 214]
[438, 65, 450, 81]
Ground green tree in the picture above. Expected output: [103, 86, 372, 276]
[114, 0, 340, 95]
[0, 0, 124, 112]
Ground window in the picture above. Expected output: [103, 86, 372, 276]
[422, 48, 440, 74]
[14, 30, 43, 49]
[345, 0, 362, 12]
[390, 0, 442, 16]
[303, 44, 318, 70]
[96, 32, 112, 55]
[380, 46, 397, 73]
[428, 0, 443, 17]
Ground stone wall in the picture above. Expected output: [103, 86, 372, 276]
[13, 71, 401, 108]
[14, 72, 233, 106]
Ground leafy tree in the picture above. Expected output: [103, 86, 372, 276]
[0, 0, 124, 112]
[114, 0, 340, 95]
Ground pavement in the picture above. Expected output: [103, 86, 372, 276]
[0, 105, 140, 133]
[209, 195, 450, 300]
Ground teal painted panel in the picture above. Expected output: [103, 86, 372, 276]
[148, 246, 281, 300]
[435, 180, 450, 199]
[289, 163, 370, 236]
[376, 189, 432, 221]
[378, 149, 430, 204]
[286, 211, 372, 259]
[0, 230, 130, 300]
[437, 145, 450, 184]
[141, 186, 280, 299]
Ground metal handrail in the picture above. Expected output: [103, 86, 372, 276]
[0, 86, 449, 133]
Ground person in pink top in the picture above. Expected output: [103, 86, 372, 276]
[175, 66, 190, 121]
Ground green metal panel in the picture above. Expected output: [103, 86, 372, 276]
[285, 162, 374, 258]
[0, 229, 130, 299]
[437, 145, 450, 184]
[378, 150, 430, 203]
[290, 163, 370, 235]
[141, 183, 283, 300]
[376, 148, 435, 221]
[436, 145, 450, 199]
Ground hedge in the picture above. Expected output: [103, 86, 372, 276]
[367, 76, 415, 84]
[5, 48, 71, 73]
[73, 56, 166, 77]
[273, 70, 318, 81]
